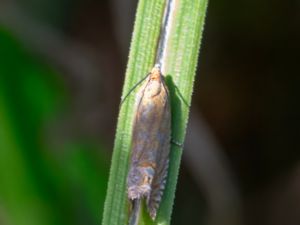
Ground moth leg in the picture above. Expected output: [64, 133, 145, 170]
[171, 138, 183, 148]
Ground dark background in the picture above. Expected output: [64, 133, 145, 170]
[0, 0, 299, 225]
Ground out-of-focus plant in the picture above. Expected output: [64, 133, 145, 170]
[0, 27, 108, 225]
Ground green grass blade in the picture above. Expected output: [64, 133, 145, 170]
[102, 0, 208, 224]
[156, 0, 208, 224]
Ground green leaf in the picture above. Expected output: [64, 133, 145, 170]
[102, 0, 208, 224]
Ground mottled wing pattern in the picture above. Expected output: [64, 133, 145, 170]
[127, 75, 155, 200]
[127, 67, 171, 221]
[146, 81, 171, 219]
[130, 76, 152, 163]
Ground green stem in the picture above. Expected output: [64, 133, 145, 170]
[102, 0, 208, 224]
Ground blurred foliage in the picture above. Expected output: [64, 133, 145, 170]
[0, 0, 299, 224]
[0, 27, 108, 225]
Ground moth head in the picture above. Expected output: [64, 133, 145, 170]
[150, 65, 162, 81]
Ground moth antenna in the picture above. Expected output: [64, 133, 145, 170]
[121, 73, 150, 105]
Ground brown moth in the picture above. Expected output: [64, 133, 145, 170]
[127, 65, 171, 222]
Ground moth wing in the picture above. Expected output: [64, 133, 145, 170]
[129, 76, 151, 163]
[131, 75, 167, 164]
[147, 83, 171, 220]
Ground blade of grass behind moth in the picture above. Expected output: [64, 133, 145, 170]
[155, 0, 209, 224]
[102, 0, 166, 225]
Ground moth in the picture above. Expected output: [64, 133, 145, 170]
[127, 65, 171, 222]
